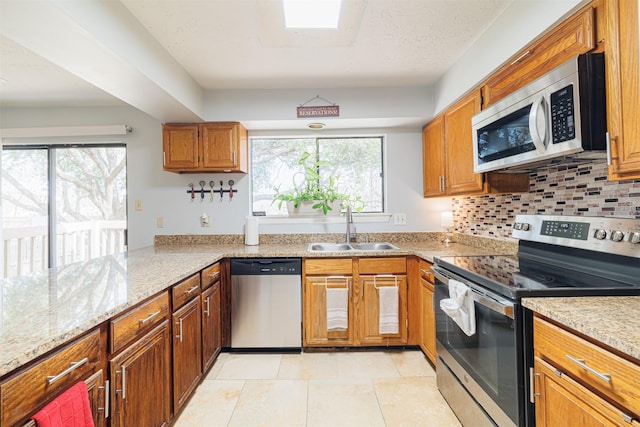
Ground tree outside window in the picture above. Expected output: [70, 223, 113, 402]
[251, 137, 383, 215]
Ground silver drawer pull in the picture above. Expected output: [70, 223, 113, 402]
[139, 310, 161, 324]
[46, 357, 89, 385]
[204, 296, 211, 316]
[566, 355, 611, 383]
[185, 285, 199, 295]
[208, 271, 220, 279]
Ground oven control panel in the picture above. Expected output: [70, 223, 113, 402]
[512, 214, 640, 257]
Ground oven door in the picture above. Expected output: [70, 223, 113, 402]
[432, 266, 523, 427]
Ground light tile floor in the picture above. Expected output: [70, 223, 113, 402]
[174, 350, 462, 427]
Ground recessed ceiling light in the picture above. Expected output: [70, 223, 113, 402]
[308, 123, 325, 129]
[283, 0, 342, 29]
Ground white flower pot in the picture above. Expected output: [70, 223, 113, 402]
[286, 200, 343, 216]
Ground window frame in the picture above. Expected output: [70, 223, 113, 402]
[249, 134, 387, 218]
[1, 143, 128, 276]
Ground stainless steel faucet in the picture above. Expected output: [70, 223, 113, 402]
[345, 206, 355, 243]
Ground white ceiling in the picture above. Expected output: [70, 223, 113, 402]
[0, 0, 512, 120]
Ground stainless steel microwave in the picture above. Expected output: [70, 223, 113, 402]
[472, 53, 607, 173]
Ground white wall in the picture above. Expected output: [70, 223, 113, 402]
[0, 105, 451, 250]
[433, 0, 586, 113]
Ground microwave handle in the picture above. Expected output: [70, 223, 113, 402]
[529, 95, 548, 154]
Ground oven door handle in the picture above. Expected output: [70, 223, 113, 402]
[432, 266, 515, 319]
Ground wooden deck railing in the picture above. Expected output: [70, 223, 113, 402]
[3, 220, 126, 278]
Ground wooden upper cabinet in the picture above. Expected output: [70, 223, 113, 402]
[162, 124, 200, 170]
[422, 91, 529, 198]
[162, 122, 248, 173]
[605, 0, 640, 180]
[422, 116, 446, 197]
[444, 91, 484, 195]
[482, 4, 597, 107]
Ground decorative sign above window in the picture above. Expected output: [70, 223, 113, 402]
[297, 95, 340, 118]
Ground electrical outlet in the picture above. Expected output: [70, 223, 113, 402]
[394, 213, 407, 225]
[156, 217, 164, 228]
[134, 199, 143, 211]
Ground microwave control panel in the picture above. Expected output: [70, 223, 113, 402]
[550, 84, 576, 144]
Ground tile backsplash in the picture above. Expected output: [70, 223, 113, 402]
[452, 162, 640, 240]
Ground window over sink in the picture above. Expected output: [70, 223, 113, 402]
[250, 136, 384, 216]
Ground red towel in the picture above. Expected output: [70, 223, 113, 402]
[31, 381, 95, 427]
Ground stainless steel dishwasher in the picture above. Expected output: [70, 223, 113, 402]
[230, 258, 302, 350]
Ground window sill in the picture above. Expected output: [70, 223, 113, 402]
[257, 213, 392, 225]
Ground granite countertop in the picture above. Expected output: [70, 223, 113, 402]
[522, 297, 640, 362]
[1, 237, 501, 377]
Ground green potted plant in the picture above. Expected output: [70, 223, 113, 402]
[273, 150, 363, 215]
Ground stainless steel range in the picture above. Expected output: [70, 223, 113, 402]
[432, 214, 640, 427]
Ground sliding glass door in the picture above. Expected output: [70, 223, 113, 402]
[2, 144, 127, 278]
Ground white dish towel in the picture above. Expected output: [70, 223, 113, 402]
[379, 286, 399, 334]
[326, 287, 348, 331]
[440, 279, 476, 336]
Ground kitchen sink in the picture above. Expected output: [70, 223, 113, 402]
[308, 243, 353, 252]
[307, 242, 399, 252]
[350, 242, 398, 251]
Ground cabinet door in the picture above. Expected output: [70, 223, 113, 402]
[444, 91, 484, 195]
[420, 275, 436, 365]
[482, 6, 596, 107]
[606, 0, 640, 179]
[358, 274, 407, 345]
[200, 122, 248, 172]
[201, 282, 222, 373]
[422, 116, 446, 197]
[110, 320, 171, 427]
[303, 275, 354, 346]
[534, 357, 635, 427]
[162, 124, 200, 170]
[173, 297, 202, 412]
[85, 369, 108, 427]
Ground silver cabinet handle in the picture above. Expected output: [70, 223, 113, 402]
[139, 310, 160, 324]
[566, 355, 611, 382]
[46, 357, 89, 385]
[162, 152, 166, 166]
[116, 366, 127, 400]
[185, 285, 199, 295]
[99, 379, 110, 419]
[208, 271, 220, 279]
[176, 318, 184, 342]
[510, 49, 532, 65]
[204, 296, 211, 316]
[606, 132, 614, 166]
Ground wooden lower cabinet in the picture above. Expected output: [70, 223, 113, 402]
[304, 274, 355, 346]
[358, 274, 407, 345]
[418, 260, 436, 364]
[303, 257, 408, 347]
[110, 320, 171, 427]
[534, 357, 639, 427]
[173, 297, 202, 412]
[0, 328, 107, 427]
[533, 316, 640, 426]
[202, 281, 222, 372]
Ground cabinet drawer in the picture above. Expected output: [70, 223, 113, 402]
[305, 258, 353, 275]
[110, 291, 170, 353]
[359, 257, 406, 274]
[1, 329, 104, 427]
[534, 317, 640, 415]
[201, 263, 221, 290]
[172, 273, 201, 308]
